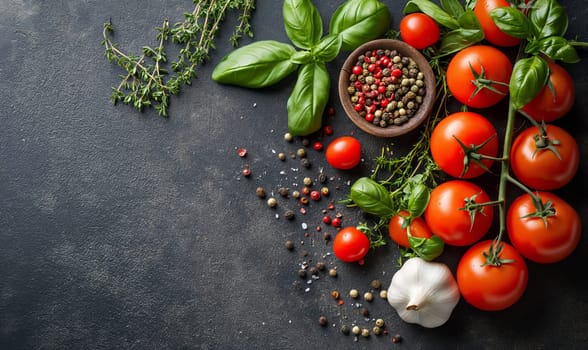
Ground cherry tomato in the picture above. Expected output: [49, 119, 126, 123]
[446, 45, 512, 108]
[510, 124, 579, 190]
[430, 111, 499, 178]
[474, 0, 522, 47]
[457, 240, 528, 311]
[325, 136, 361, 170]
[399, 13, 440, 49]
[388, 210, 433, 248]
[507, 191, 581, 263]
[521, 61, 575, 123]
[333, 227, 370, 262]
[424, 180, 494, 246]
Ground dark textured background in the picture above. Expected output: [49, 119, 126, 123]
[1, 1, 587, 349]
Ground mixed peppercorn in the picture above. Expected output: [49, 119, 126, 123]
[346, 49, 426, 128]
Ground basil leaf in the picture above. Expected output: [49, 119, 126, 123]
[349, 177, 395, 218]
[533, 36, 580, 63]
[439, 28, 484, 55]
[530, 0, 568, 39]
[510, 56, 549, 109]
[490, 7, 533, 39]
[290, 50, 313, 65]
[312, 34, 342, 62]
[440, 0, 465, 18]
[283, 0, 323, 50]
[329, 0, 391, 51]
[287, 62, 329, 135]
[406, 183, 430, 218]
[408, 235, 444, 261]
[212, 41, 298, 88]
[404, 0, 460, 30]
[457, 9, 481, 29]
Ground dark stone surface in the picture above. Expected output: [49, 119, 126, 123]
[1, 1, 586, 349]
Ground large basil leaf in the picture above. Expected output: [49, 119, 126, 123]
[212, 41, 298, 88]
[530, 0, 568, 39]
[406, 182, 430, 219]
[409, 235, 444, 261]
[283, 0, 323, 50]
[329, 0, 391, 51]
[287, 62, 329, 135]
[439, 28, 484, 55]
[312, 34, 342, 62]
[530, 36, 580, 63]
[349, 177, 395, 217]
[510, 56, 549, 109]
[491, 7, 533, 39]
[404, 0, 460, 30]
[290, 50, 313, 65]
[440, 0, 465, 19]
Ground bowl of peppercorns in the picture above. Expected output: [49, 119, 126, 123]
[338, 39, 436, 137]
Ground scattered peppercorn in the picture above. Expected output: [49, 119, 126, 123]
[299, 197, 309, 205]
[319, 316, 328, 327]
[320, 187, 329, 196]
[309, 267, 319, 276]
[303, 177, 313, 186]
[310, 190, 321, 201]
[364, 292, 374, 302]
[284, 210, 295, 221]
[328, 268, 337, 277]
[341, 325, 350, 335]
[316, 261, 326, 271]
[285, 240, 295, 250]
[331, 217, 342, 227]
[379, 290, 388, 299]
[237, 148, 247, 157]
[284, 132, 293, 142]
[372, 326, 382, 336]
[255, 187, 266, 199]
[370, 279, 382, 290]
[300, 158, 311, 168]
[278, 187, 289, 197]
[298, 269, 307, 278]
[331, 290, 340, 299]
[313, 141, 323, 151]
[317, 172, 327, 184]
[322, 215, 331, 225]
[392, 334, 402, 343]
[361, 328, 370, 338]
[297, 148, 307, 158]
[292, 190, 301, 198]
[278, 152, 286, 161]
[361, 308, 370, 318]
[352, 326, 361, 335]
[242, 166, 251, 177]
[267, 197, 277, 208]
[349, 289, 359, 299]
[375, 318, 385, 328]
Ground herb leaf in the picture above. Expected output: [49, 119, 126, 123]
[283, 0, 323, 50]
[349, 177, 396, 218]
[287, 62, 330, 135]
[530, 0, 568, 39]
[212, 41, 298, 88]
[510, 56, 550, 109]
[491, 6, 533, 39]
[330, 0, 391, 51]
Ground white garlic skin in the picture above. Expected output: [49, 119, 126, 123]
[387, 257, 460, 328]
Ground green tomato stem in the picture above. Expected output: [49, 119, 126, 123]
[496, 101, 517, 243]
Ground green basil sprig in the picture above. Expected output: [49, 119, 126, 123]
[489, 0, 582, 108]
[211, 41, 298, 88]
[408, 234, 444, 261]
[212, 0, 390, 136]
[349, 177, 395, 218]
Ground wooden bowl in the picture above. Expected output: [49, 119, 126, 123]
[338, 39, 436, 138]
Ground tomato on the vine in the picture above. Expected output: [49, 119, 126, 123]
[388, 210, 432, 248]
[446, 45, 512, 109]
[399, 13, 440, 50]
[507, 191, 581, 264]
[325, 136, 361, 170]
[424, 180, 494, 246]
[474, 0, 522, 47]
[457, 240, 528, 311]
[333, 226, 370, 262]
[510, 124, 579, 190]
[521, 61, 575, 123]
[430, 111, 499, 178]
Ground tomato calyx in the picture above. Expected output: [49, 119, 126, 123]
[468, 62, 509, 102]
[532, 122, 562, 160]
[453, 134, 500, 177]
[520, 192, 556, 229]
[459, 192, 495, 232]
[482, 239, 516, 267]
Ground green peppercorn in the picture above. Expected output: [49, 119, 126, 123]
[349, 289, 359, 299]
[284, 132, 293, 142]
[372, 326, 382, 336]
[375, 318, 385, 328]
[352, 326, 361, 335]
[296, 148, 306, 158]
[328, 268, 337, 277]
[364, 292, 374, 302]
[267, 197, 277, 208]
[303, 177, 313, 186]
[278, 152, 286, 161]
[361, 328, 370, 338]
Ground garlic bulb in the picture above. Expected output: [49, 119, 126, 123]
[387, 257, 460, 328]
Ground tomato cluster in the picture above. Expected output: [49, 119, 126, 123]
[334, 0, 582, 314]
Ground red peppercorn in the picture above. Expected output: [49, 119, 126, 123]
[237, 148, 247, 157]
[313, 141, 323, 152]
[328, 203, 335, 210]
[352, 65, 363, 76]
[310, 190, 321, 201]
[354, 103, 362, 112]
[391, 68, 402, 78]
[323, 125, 334, 135]
[377, 85, 386, 94]
[322, 215, 332, 225]
[367, 63, 376, 72]
[365, 113, 375, 122]
[331, 217, 341, 227]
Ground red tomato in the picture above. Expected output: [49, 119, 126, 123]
[333, 227, 370, 262]
[325, 136, 361, 170]
[430, 111, 499, 178]
[507, 192, 581, 263]
[510, 124, 579, 190]
[521, 61, 575, 123]
[388, 210, 433, 248]
[399, 13, 440, 49]
[424, 180, 494, 246]
[457, 240, 528, 311]
[446, 45, 512, 108]
[474, 0, 522, 47]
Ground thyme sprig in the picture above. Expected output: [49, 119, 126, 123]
[101, 0, 255, 117]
